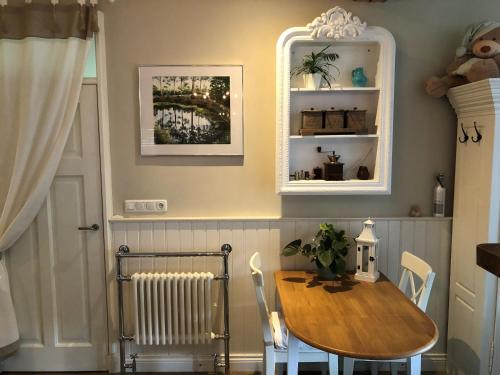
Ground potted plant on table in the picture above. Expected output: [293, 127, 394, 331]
[291, 45, 340, 90]
[282, 223, 349, 280]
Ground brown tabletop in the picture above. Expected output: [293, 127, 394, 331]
[477, 243, 500, 277]
[274, 271, 438, 360]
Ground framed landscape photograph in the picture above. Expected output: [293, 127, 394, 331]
[139, 65, 243, 155]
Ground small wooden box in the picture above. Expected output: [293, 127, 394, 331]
[346, 108, 367, 130]
[324, 109, 345, 129]
[301, 109, 323, 129]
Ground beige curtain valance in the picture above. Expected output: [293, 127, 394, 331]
[0, 3, 98, 40]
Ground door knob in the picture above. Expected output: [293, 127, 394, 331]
[78, 224, 100, 231]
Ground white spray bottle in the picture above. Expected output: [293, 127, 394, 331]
[433, 173, 446, 217]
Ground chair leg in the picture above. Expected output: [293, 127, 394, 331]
[407, 355, 421, 375]
[370, 361, 378, 375]
[328, 354, 339, 375]
[287, 333, 299, 375]
[264, 346, 276, 375]
[343, 357, 355, 375]
[390, 362, 399, 375]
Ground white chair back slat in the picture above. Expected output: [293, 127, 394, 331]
[398, 251, 435, 312]
[249, 252, 274, 346]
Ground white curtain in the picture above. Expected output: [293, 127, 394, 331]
[0, 37, 90, 352]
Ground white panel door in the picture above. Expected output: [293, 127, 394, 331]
[2, 85, 107, 371]
[447, 116, 498, 375]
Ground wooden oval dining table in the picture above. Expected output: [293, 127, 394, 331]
[274, 270, 439, 375]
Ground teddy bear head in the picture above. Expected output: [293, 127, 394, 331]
[471, 26, 500, 58]
[456, 22, 500, 59]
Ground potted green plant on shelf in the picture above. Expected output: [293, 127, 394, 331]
[282, 223, 349, 280]
[291, 45, 340, 90]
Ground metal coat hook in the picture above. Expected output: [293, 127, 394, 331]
[471, 122, 482, 143]
[458, 123, 469, 143]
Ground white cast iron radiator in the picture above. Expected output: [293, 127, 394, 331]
[131, 272, 214, 346]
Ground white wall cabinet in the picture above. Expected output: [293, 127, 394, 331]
[446, 79, 500, 375]
[276, 7, 395, 195]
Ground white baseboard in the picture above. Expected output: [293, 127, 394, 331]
[354, 353, 447, 372]
[110, 352, 262, 373]
[109, 352, 447, 373]
[423, 353, 448, 371]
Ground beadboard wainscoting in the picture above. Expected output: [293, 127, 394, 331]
[108, 217, 451, 372]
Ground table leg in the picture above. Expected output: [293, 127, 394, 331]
[407, 355, 421, 375]
[287, 332, 299, 375]
[328, 354, 339, 375]
[275, 289, 282, 311]
[343, 357, 355, 375]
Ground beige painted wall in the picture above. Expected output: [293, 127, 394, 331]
[100, 0, 500, 218]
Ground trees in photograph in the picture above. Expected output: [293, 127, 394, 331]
[153, 75, 231, 144]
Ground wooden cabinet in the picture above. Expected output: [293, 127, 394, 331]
[276, 7, 395, 195]
[446, 79, 500, 375]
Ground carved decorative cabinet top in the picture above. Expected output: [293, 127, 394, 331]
[307, 6, 367, 40]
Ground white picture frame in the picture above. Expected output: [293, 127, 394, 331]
[139, 65, 243, 155]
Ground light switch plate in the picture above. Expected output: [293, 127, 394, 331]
[124, 200, 167, 213]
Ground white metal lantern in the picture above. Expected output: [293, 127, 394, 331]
[355, 218, 379, 282]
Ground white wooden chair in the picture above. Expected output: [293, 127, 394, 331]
[249, 252, 338, 375]
[343, 251, 436, 375]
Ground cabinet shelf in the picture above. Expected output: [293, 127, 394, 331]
[289, 179, 376, 184]
[291, 87, 380, 93]
[290, 134, 379, 140]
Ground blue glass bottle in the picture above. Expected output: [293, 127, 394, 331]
[351, 67, 368, 87]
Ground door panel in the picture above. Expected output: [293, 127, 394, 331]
[52, 176, 91, 344]
[2, 85, 107, 371]
[6, 221, 44, 347]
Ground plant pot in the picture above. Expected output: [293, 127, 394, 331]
[317, 266, 337, 280]
[303, 73, 322, 90]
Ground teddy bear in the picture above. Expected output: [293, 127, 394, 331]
[425, 21, 500, 98]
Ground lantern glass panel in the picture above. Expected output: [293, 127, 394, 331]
[362, 245, 369, 272]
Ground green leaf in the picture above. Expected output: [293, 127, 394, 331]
[332, 258, 346, 275]
[336, 230, 345, 239]
[318, 251, 334, 268]
[319, 223, 329, 232]
[302, 243, 312, 255]
[282, 247, 299, 256]
[323, 75, 332, 88]
[282, 239, 301, 256]
[336, 236, 348, 248]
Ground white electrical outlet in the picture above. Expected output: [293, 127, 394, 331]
[124, 200, 167, 213]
